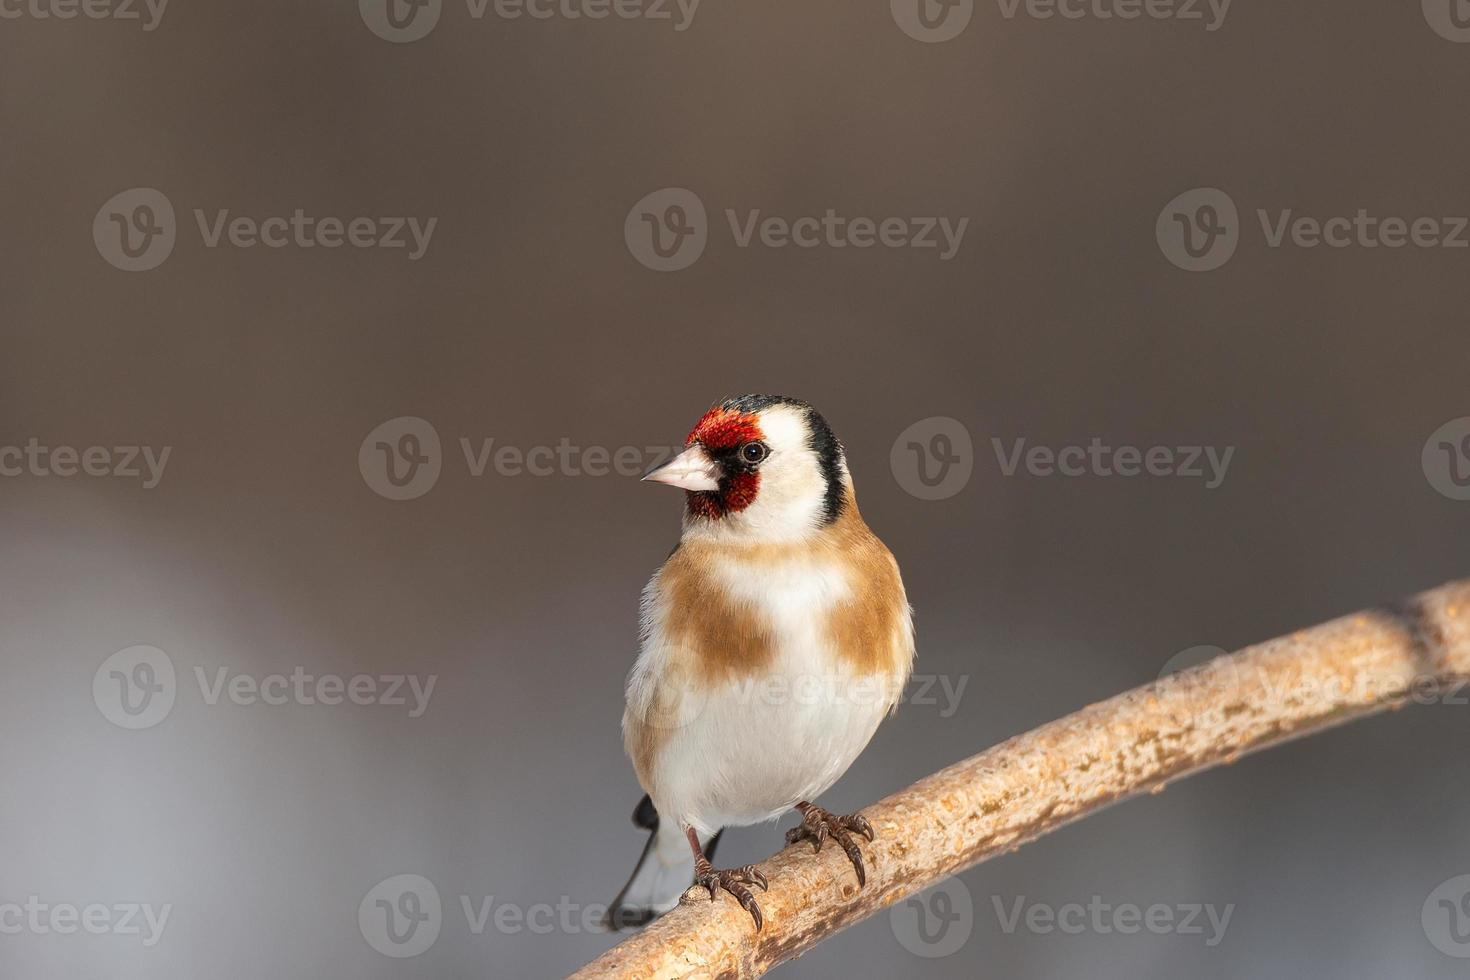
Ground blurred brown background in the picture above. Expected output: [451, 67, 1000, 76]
[3, 0, 1470, 976]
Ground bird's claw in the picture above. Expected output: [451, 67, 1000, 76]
[691, 859, 767, 930]
[787, 804, 875, 886]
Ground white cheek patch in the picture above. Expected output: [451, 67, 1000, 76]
[725, 406, 827, 541]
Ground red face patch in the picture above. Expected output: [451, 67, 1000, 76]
[685, 407, 763, 520]
[685, 407, 762, 452]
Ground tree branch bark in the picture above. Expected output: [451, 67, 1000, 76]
[573, 578, 1470, 980]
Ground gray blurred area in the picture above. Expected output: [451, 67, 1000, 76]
[3, 1, 1470, 977]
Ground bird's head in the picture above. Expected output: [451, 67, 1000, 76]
[643, 395, 850, 541]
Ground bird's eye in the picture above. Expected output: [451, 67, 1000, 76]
[740, 442, 769, 465]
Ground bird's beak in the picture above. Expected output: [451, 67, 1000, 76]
[642, 444, 722, 492]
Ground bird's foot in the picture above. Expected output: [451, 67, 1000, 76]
[785, 802, 875, 886]
[690, 856, 768, 930]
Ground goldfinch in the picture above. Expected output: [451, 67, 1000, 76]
[606, 395, 915, 931]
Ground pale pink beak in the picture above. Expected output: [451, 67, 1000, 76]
[643, 444, 722, 492]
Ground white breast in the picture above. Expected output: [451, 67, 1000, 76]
[634, 553, 900, 836]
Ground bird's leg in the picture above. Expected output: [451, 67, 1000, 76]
[684, 826, 768, 930]
[785, 801, 875, 886]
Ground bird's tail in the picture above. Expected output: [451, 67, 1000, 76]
[603, 795, 721, 931]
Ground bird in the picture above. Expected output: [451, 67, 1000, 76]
[605, 394, 915, 932]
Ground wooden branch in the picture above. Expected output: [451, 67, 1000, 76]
[573, 578, 1470, 980]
